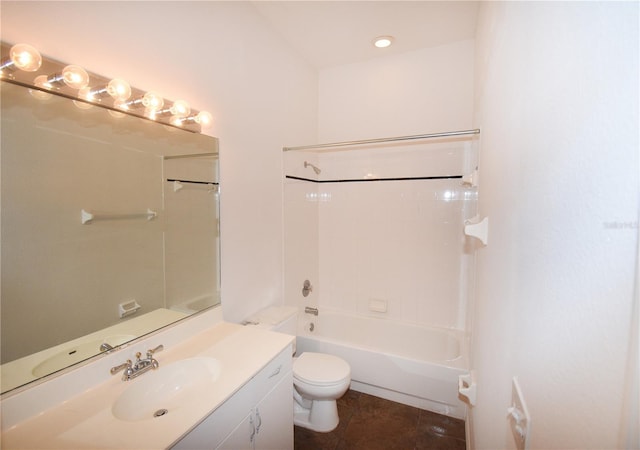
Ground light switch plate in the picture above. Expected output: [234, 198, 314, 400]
[508, 377, 530, 450]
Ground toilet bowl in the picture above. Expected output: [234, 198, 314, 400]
[293, 352, 351, 432]
[244, 306, 352, 433]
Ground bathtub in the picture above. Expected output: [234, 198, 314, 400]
[295, 309, 469, 419]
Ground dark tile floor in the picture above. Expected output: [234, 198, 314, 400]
[294, 390, 466, 450]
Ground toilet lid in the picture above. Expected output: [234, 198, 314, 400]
[293, 352, 351, 386]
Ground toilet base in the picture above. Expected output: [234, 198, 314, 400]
[293, 398, 339, 432]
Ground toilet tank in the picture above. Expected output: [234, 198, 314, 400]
[245, 306, 298, 335]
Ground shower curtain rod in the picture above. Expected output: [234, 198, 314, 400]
[282, 128, 480, 152]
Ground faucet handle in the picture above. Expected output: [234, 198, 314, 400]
[110, 359, 132, 375]
[147, 344, 164, 358]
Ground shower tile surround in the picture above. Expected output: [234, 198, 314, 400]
[284, 139, 478, 331]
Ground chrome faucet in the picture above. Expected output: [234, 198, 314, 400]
[110, 345, 164, 381]
[100, 343, 114, 352]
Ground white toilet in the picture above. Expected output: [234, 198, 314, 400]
[292, 351, 351, 432]
[245, 306, 351, 432]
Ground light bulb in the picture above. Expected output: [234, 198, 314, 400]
[62, 65, 89, 89]
[195, 111, 213, 128]
[141, 91, 164, 110]
[113, 99, 129, 110]
[34, 74, 53, 89]
[106, 78, 131, 101]
[145, 108, 158, 120]
[170, 100, 190, 118]
[78, 86, 95, 101]
[9, 43, 42, 72]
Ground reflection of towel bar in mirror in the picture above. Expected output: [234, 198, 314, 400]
[81, 208, 158, 225]
[169, 179, 219, 194]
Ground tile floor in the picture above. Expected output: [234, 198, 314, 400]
[294, 390, 466, 450]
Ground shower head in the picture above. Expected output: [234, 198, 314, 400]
[304, 161, 321, 175]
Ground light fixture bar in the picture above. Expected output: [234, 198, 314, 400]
[0, 41, 210, 133]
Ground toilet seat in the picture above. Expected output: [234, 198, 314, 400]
[293, 352, 351, 387]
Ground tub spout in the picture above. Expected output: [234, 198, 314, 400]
[305, 306, 318, 316]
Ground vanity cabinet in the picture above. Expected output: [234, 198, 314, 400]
[172, 345, 293, 450]
[218, 372, 292, 449]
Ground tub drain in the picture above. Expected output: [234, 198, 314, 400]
[153, 409, 169, 418]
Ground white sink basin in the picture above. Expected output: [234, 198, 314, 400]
[31, 335, 137, 377]
[112, 357, 222, 422]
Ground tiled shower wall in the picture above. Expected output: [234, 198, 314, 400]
[284, 139, 477, 331]
[290, 37, 478, 332]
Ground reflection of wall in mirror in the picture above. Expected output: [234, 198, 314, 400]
[1, 102, 162, 363]
[164, 156, 220, 313]
[0, 83, 220, 369]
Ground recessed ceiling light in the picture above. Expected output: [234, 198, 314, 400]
[373, 36, 394, 48]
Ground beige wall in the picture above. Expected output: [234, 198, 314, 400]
[1, 87, 167, 361]
[1, 83, 220, 362]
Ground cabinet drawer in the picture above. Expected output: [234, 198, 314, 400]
[253, 345, 292, 400]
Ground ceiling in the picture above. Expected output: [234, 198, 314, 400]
[251, 1, 479, 69]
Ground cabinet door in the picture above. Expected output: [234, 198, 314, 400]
[216, 411, 255, 450]
[171, 380, 254, 450]
[254, 371, 293, 450]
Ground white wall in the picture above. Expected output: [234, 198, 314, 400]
[318, 39, 474, 142]
[471, 2, 639, 449]
[1, 1, 318, 323]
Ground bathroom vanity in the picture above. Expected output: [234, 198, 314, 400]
[0, 310, 295, 450]
[172, 341, 293, 449]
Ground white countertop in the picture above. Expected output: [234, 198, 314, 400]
[1, 321, 294, 449]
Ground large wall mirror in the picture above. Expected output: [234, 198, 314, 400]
[1, 80, 221, 394]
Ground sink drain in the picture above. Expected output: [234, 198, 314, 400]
[153, 409, 169, 418]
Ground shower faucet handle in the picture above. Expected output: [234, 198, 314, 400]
[302, 280, 313, 297]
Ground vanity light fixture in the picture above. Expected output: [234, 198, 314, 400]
[83, 78, 132, 102]
[151, 99, 191, 118]
[34, 64, 90, 90]
[171, 111, 214, 129]
[117, 91, 164, 112]
[0, 43, 42, 74]
[35, 64, 89, 90]
[373, 35, 394, 48]
[0, 41, 212, 133]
